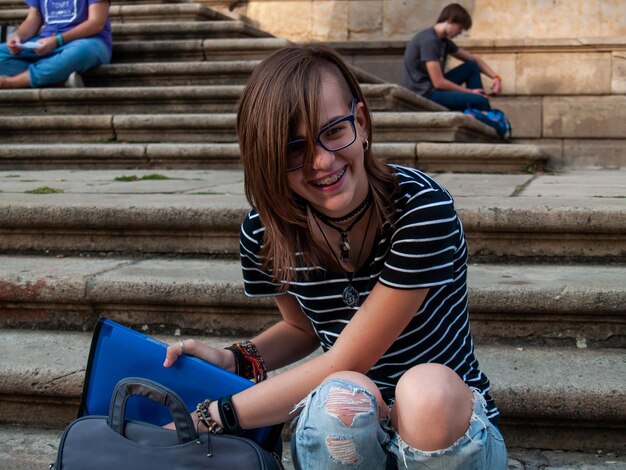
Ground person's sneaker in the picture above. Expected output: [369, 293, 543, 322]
[64, 71, 84, 88]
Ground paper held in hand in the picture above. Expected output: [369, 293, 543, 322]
[21, 41, 42, 49]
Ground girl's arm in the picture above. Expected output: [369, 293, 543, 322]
[252, 294, 320, 371]
[222, 283, 429, 429]
[35, 1, 110, 55]
[163, 294, 319, 372]
[7, 7, 42, 52]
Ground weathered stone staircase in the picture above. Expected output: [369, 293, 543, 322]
[0, 1, 624, 469]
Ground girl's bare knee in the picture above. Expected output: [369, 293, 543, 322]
[392, 364, 473, 451]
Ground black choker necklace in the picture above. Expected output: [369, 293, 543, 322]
[313, 207, 374, 308]
[310, 190, 373, 264]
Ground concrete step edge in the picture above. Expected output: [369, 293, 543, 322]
[112, 37, 291, 52]
[0, 329, 624, 425]
[2, 424, 624, 469]
[0, 83, 438, 113]
[0, 256, 623, 349]
[0, 190, 624, 260]
[0, 111, 495, 132]
[110, 20, 273, 38]
[0, 142, 545, 173]
[1, 192, 624, 230]
[0, 255, 622, 315]
[0, 141, 545, 159]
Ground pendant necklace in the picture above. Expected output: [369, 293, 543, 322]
[312, 206, 374, 308]
[310, 189, 372, 264]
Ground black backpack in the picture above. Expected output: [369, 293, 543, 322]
[52, 378, 284, 469]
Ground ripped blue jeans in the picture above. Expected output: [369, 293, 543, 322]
[291, 378, 507, 469]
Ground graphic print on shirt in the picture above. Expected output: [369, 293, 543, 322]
[44, 0, 78, 25]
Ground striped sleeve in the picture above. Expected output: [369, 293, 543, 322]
[379, 170, 460, 289]
[240, 209, 282, 297]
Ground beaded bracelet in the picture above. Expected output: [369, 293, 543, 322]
[225, 340, 267, 382]
[195, 399, 223, 434]
[225, 344, 245, 376]
[493, 75, 502, 81]
[55, 33, 63, 47]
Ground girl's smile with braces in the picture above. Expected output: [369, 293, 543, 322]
[312, 166, 346, 187]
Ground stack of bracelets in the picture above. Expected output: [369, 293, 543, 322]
[196, 399, 224, 434]
[194, 340, 266, 435]
[225, 340, 268, 383]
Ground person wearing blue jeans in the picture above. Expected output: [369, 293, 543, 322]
[0, 0, 111, 88]
[292, 376, 507, 469]
[403, 3, 501, 111]
[162, 44, 508, 470]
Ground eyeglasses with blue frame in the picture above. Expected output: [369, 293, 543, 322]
[286, 98, 359, 173]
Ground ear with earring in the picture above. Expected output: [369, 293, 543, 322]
[362, 138, 369, 152]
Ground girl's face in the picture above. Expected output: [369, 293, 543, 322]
[287, 72, 369, 218]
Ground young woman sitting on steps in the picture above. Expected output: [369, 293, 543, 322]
[163, 44, 508, 470]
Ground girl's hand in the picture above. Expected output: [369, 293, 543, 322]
[7, 35, 22, 54]
[163, 339, 234, 371]
[35, 36, 58, 55]
[471, 88, 486, 96]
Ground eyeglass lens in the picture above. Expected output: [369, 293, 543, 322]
[286, 100, 357, 172]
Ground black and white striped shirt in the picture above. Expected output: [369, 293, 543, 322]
[240, 165, 498, 424]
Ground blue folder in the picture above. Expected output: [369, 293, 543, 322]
[78, 318, 275, 446]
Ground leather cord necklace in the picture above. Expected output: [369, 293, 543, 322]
[310, 189, 373, 264]
[312, 207, 374, 308]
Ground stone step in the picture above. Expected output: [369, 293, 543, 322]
[2, 424, 625, 470]
[0, 142, 546, 173]
[110, 3, 231, 22]
[329, 40, 626, 170]
[111, 20, 273, 40]
[0, 329, 624, 452]
[83, 59, 384, 86]
[0, 142, 242, 169]
[0, 255, 623, 347]
[0, 83, 442, 115]
[111, 37, 293, 63]
[0, 111, 498, 144]
[87, 60, 261, 86]
[0, 169, 624, 259]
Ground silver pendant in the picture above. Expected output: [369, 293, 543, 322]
[342, 285, 359, 307]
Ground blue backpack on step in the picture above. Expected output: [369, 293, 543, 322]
[464, 107, 512, 141]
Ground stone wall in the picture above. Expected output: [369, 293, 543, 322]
[203, 0, 626, 168]
[329, 38, 626, 168]
[206, 0, 626, 42]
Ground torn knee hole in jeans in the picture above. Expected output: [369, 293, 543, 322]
[324, 385, 374, 426]
[326, 436, 363, 465]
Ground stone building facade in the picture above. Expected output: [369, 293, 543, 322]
[207, 0, 626, 42]
[201, 0, 626, 168]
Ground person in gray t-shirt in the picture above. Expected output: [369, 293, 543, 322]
[403, 3, 501, 111]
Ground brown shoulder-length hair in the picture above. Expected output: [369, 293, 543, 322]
[437, 3, 472, 30]
[237, 44, 397, 288]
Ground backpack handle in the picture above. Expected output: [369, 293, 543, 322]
[108, 377, 198, 444]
